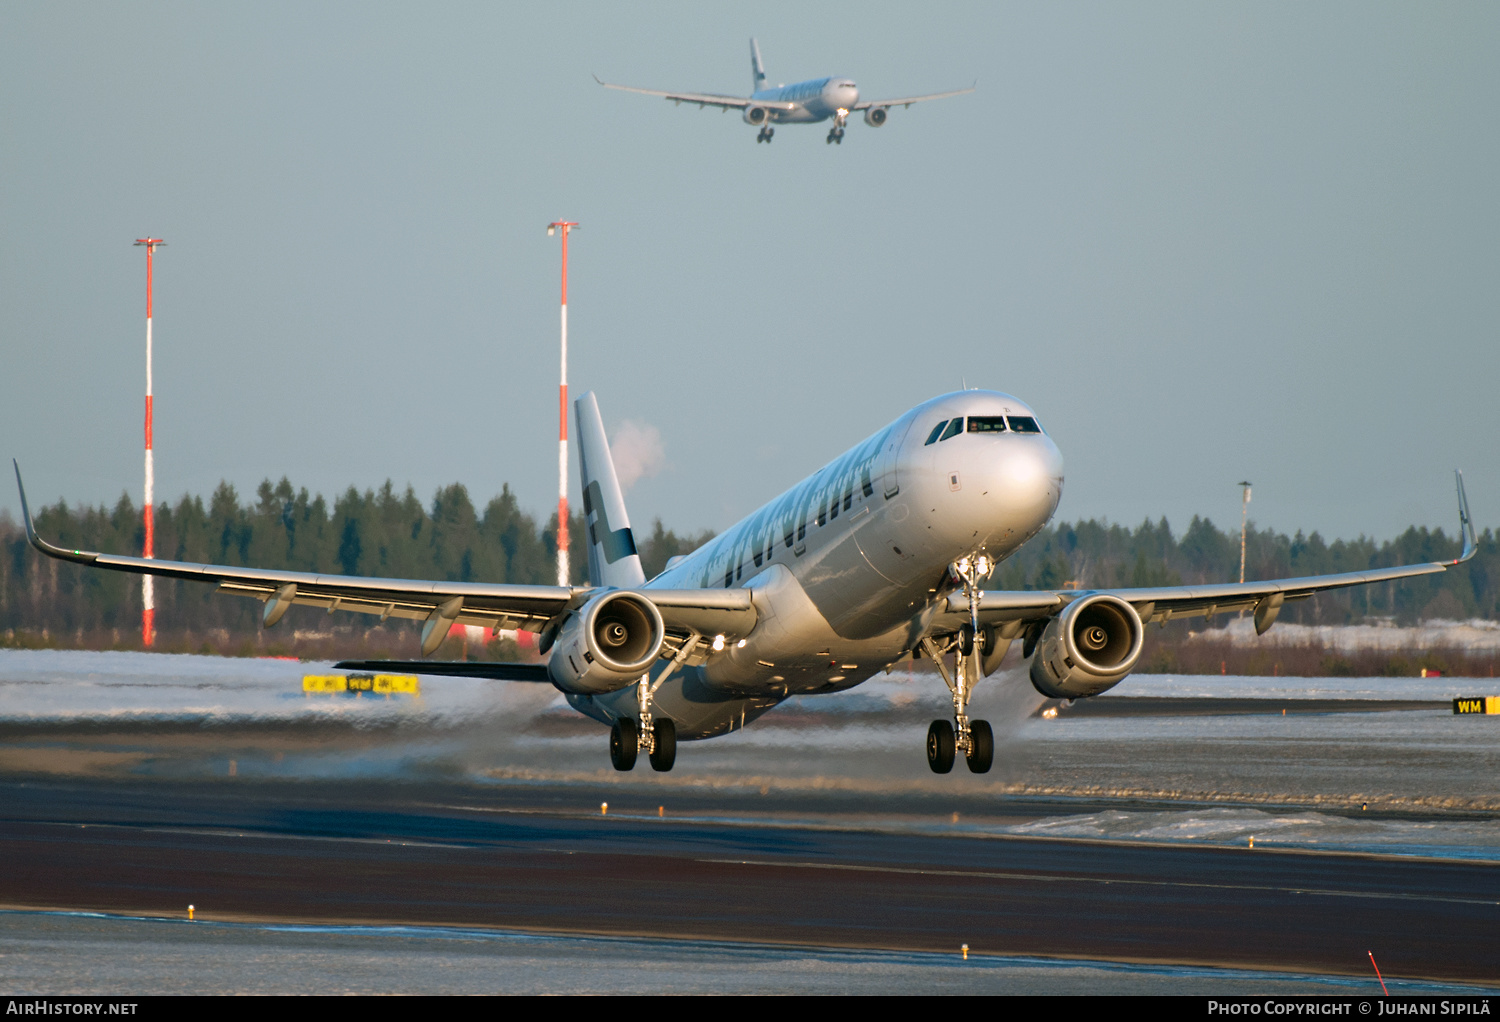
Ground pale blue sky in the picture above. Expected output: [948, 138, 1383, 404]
[2, 2, 1496, 545]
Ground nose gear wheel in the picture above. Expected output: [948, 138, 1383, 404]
[922, 556, 997, 775]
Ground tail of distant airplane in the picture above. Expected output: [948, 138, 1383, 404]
[750, 37, 767, 92]
[575, 391, 646, 590]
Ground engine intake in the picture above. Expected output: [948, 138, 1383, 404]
[547, 591, 665, 694]
[1029, 594, 1144, 699]
[743, 106, 768, 126]
[863, 106, 888, 127]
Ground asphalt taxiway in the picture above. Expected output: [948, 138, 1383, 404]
[1, 777, 1494, 986]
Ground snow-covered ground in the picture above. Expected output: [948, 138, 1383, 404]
[0, 649, 1497, 863]
[1202, 616, 1500, 650]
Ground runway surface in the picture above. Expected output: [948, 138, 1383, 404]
[1, 777, 1495, 987]
[2, 650, 1497, 992]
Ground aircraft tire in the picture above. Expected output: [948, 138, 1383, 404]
[648, 719, 677, 772]
[958, 625, 976, 656]
[926, 720, 955, 774]
[966, 720, 994, 774]
[610, 718, 638, 771]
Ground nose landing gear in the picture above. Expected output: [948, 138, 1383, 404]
[826, 109, 848, 145]
[922, 555, 998, 774]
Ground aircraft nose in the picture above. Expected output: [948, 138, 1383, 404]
[989, 437, 1064, 525]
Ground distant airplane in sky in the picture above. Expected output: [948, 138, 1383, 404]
[594, 38, 975, 144]
[14, 389, 1476, 776]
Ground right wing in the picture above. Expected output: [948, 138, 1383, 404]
[933, 471, 1477, 636]
[592, 75, 797, 111]
[14, 462, 756, 654]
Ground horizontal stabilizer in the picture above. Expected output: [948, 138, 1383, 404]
[334, 659, 551, 682]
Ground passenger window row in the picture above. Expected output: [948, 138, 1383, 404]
[923, 414, 1044, 445]
[718, 460, 882, 585]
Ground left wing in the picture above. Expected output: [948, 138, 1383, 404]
[13, 462, 755, 655]
[592, 75, 798, 111]
[934, 471, 1477, 636]
[852, 84, 976, 110]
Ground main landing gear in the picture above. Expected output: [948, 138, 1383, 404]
[610, 716, 676, 772]
[921, 556, 997, 774]
[756, 127, 775, 143]
[607, 633, 696, 772]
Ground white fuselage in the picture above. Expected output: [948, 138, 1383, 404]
[566, 390, 1065, 739]
[753, 76, 859, 122]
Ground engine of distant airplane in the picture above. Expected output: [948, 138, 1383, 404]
[547, 591, 664, 694]
[863, 106, 887, 127]
[743, 106, 768, 125]
[1028, 594, 1144, 699]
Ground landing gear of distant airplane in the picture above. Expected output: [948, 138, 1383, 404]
[922, 555, 997, 774]
[826, 108, 848, 145]
[757, 127, 775, 143]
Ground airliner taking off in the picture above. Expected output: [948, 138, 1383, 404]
[14, 390, 1475, 775]
[595, 38, 974, 144]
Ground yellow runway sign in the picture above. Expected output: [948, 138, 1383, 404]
[303, 674, 421, 696]
[1452, 696, 1499, 715]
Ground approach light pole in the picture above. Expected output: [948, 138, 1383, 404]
[547, 221, 579, 588]
[134, 238, 166, 647]
[1238, 481, 1252, 585]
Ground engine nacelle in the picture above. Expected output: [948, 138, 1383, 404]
[863, 106, 888, 127]
[743, 105, 768, 126]
[547, 591, 665, 694]
[1029, 594, 1144, 699]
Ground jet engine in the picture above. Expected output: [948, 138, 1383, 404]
[1028, 594, 1144, 699]
[743, 106, 768, 126]
[863, 106, 888, 127]
[547, 591, 665, 694]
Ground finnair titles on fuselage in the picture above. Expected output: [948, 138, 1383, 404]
[15, 386, 1476, 777]
[595, 38, 975, 144]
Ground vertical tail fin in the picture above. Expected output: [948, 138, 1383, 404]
[750, 37, 767, 93]
[574, 392, 646, 589]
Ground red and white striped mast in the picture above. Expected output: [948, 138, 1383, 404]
[546, 221, 578, 588]
[134, 237, 165, 647]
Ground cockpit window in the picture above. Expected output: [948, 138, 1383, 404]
[924, 421, 948, 446]
[1007, 416, 1043, 434]
[939, 418, 964, 441]
[966, 416, 1008, 433]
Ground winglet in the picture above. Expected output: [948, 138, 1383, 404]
[1454, 470, 1477, 564]
[592, 73, 605, 86]
[12, 461, 93, 564]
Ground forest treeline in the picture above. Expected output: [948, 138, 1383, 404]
[0, 477, 1493, 653]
